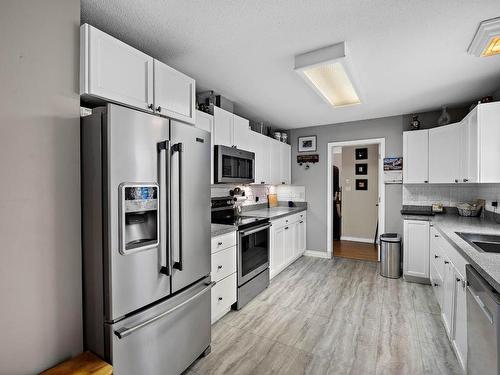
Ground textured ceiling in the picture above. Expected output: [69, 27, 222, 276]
[81, 0, 500, 129]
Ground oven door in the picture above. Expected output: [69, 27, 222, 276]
[215, 145, 255, 184]
[238, 223, 271, 286]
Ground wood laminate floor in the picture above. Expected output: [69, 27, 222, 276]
[187, 256, 461, 375]
[333, 240, 378, 262]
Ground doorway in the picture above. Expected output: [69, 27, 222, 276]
[327, 138, 385, 261]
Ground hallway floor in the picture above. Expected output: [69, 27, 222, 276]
[333, 240, 378, 261]
[187, 256, 461, 375]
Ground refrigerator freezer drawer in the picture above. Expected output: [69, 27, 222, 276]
[107, 278, 212, 375]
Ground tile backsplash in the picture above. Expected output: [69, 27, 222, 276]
[403, 184, 500, 212]
[210, 185, 306, 206]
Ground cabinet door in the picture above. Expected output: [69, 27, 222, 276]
[429, 123, 460, 183]
[195, 110, 214, 184]
[249, 132, 270, 185]
[441, 259, 455, 339]
[270, 139, 281, 184]
[403, 130, 429, 183]
[279, 143, 291, 184]
[154, 60, 195, 124]
[271, 226, 286, 277]
[458, 121, 468, 183]
[233, 114, 251, 151]
[478, 103, 500, 183]
[213, 106, 233, 147]
[81, 24, 154, 111]
[467, 110, 479, 183]
[403, 220, 430, 278]
[283, 224, 295, 263]
[453, 269, 467, 372]
[296, 215, 307, 255]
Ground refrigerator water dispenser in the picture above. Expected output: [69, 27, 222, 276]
[119, 183, 159, 254]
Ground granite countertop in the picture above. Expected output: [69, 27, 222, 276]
[211, 223, 236, 238]
[404, 212, 500, 291]
[242, 206, 307, 220]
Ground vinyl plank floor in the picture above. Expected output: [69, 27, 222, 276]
[189, 256, 461, 375]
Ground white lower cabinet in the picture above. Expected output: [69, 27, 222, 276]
[427, 223, 468, 373]
[210, 232, 237, 324]
[403, 220, 430, 279]
[270, 212, 306, 279]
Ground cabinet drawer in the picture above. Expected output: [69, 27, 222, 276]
[211, 273, 236, 323]
[211, 246, 236, 282]
[211, 232, 236, 253]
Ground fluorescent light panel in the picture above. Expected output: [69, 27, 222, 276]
[294, 42, 361, 107]
[468, 17, 500, 57]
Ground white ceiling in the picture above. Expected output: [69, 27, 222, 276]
[81, 0, 500, 129]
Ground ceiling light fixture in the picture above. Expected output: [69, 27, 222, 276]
[468, 17, 500, 57]
[294, 42, 361, 107]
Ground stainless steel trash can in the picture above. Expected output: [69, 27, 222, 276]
[380, 233, 401, 278]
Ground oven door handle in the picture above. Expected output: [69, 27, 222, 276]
[239, 223, 271, 236]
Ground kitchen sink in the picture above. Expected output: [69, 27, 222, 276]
[456, 232, 500, 253]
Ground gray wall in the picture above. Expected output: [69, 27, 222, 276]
[291, 116, 404, 253]
[0, 1, 82, 374]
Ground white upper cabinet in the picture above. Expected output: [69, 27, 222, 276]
[153, 60, 195, 124]
[213, 106, 234, 147]
[249, 132, 271, 184]
[403, 129, 429, 183]
[232, 114, 251, 150]
[473, 102, 500, 183]
[269, 139, 281, 184]
[81, 24, 154, 111]
[279, 143, 291, 184]
[81, 24, 195, 124]
[428, 123, 460, 183]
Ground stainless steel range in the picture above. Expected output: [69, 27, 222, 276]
[211, 197, 270, 309]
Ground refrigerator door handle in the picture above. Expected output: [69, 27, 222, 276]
[114, 281, 215, 339]
[172, 142, 184, 271]
[158, 140, 172, 276]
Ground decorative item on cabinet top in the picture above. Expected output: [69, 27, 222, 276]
[410, 115, 421, 130]
[437, 105, 451, 126]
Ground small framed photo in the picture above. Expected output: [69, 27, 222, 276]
[298, 136, 317, 152]
[355, 163, 367, 175]
[355, 147, 368, 160]
[356, 179, 368, 190]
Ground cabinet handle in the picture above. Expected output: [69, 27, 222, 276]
[455, 179, 459, 183]
[456, 278, 461, 282]
[434, 234, 439, 238]
[444, 260, 449, 264]
[434, 254, 439, 259]
[218, 297, 223, 301]
[218, 242, 223, 246]
[299, 221, 304, 224]
[156, 106, 162, 112]
[463, 178, 469, 182]
[433, 283, 438, 287]
[424, 180, 429, 183]
[148, 103, 154, 110]
[217, 265, 223, 270]
[285, 226, 289, 230]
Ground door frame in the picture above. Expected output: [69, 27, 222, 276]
[326, 138, 386, 260]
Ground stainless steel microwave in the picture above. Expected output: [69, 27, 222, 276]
[214, 145, 255, 184]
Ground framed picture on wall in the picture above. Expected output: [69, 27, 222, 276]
[356, 179, 368, 190]
[355, 147, 368, 160]
[298, 135, 317, 152]
[355, 163, 368, 175]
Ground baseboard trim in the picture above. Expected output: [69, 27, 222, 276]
[340, 236, 374, 244]
[304, 250, 331, 259]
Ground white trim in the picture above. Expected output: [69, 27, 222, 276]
[340, 236, 374, 244]
[304, 250, 331, 259]
[327, 137, 386, 261]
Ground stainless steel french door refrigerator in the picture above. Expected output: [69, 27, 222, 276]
[81, 104, 211, 375]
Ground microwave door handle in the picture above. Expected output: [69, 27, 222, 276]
[158, 141, 172, 276]
[172, 142, 183, 271]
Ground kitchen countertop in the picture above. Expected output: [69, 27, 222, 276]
[211, 223, 236, 238]
[242, 206, 307, 220]
[404, 213, 500, 292]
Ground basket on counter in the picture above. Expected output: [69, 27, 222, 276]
[457, 203, 482, 217]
